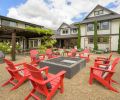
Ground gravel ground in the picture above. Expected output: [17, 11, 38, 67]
[0, 53, 120, 100]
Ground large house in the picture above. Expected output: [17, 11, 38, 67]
[55, 5, 120, 51]
[0, 15, 44, 49]
[54, 23, 78, 48]
[80, 5, 120, 51]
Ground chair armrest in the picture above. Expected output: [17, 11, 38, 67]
[90, 67, 114, 73]
[42, 71, 66, 84]
[95, 62, 110, 66]
[14, 62, 26, 66]
[95, 59, 108, 62]
[39, 66, 49, 74]
[7, 67, 26, 72]
[97, 57, 107, 59]
[39, 54, 45, 58]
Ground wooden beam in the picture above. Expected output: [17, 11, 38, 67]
[11, 31, 16, 61]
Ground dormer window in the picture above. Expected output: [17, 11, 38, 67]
[94, 10, 103, 16]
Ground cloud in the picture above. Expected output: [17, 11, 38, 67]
[7, 0, 120, 29]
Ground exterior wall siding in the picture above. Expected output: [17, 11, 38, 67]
[111, 35, 119, 51]
[17, 23, 25, 29]
[81, 37, 85, 49]
[80, 18, 120, 51]
[111, 19, 120, 34]
[81, 24, 86, 36]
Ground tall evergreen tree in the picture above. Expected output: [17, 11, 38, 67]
[94, 20, 98, 50]
[77, 23, 81, 49]
[118, 23, 120, 54]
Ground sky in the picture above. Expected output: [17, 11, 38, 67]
[0, 0, 120, 29]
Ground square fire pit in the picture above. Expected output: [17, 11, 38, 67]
[40, 57, 86, 79]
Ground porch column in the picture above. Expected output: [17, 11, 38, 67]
[11, 30, 16, 61]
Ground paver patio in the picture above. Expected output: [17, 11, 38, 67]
[0, 53, 120, 100]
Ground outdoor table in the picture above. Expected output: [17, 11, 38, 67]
[40, 57, 86, 79]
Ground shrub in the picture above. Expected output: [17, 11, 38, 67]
[94, 20, 98, 50]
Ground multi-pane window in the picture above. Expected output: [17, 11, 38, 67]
[62, 29, 68, 34]
[100, 21, 109, 30]
[87, 21, 109, 31]
[88, 37, 109, 44]
[34, 40, 38, 47]
[29, 40, 39, 48]
[1, 20, 10, 26]
[10, 21, 17, 27]
[89, 37, 94, 43]
[87, 23, 94, 31]
[72, 28, 78, 33]
[18, 23, 25, 28]
[94, 10, 103, 16]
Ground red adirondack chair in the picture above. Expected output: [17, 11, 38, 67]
[89, 57, 120, 92]
[46, 49, 58, 59]
[2, 59, 29, 91]
[95, 52, 112, 64]
[24, 64, 66, 100]
[67, 48, 77, 57]
[79, 50, 90, 62]
[30, 50, 45, 65]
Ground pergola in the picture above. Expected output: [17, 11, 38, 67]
[0, 26, 51, 61]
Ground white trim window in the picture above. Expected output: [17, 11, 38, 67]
[94, 10, 103, 16]
[29, 39, 39, 48]
[61, 29, 69, 35]
[87, 23, 94, 31]
[72, 28, 78, 34]
[100, 21, 109, 30]
[10, 21, 17, 27]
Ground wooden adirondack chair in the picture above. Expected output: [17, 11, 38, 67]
[2, 59, 29, 91]
[46, 49, 58, 59]
[24, 64, 66, 100]
[67, 48, 77, 57]
[95, 52, 112, 64]
[89, 57, 120, 92]
[79, 50, 90, 62]
[30, 50, 45, 65]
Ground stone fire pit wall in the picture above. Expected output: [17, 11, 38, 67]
[40, 57, 86, 79]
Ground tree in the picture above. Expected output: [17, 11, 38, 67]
[77, 23, 81, 49]
[94, 20, 98, 50]
[118, 23, 120, 54]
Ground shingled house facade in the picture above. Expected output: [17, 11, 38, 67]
[80, 5, 120, 51]
[55, 5, 120, 51]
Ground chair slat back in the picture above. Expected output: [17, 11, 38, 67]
[46, 49, 52, 55]
[25, 64, 43, 80]
[83, 49, 90, 53]
[4, 58, 16, 70]
[30, 50, 39, 58]
[71, 49, 77, 53]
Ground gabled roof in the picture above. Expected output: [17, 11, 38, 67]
[57, 22, 78, 31]
[84, 4, 118, 20]
[57, 22, 71, 30]
[81, 14, 120, 24]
